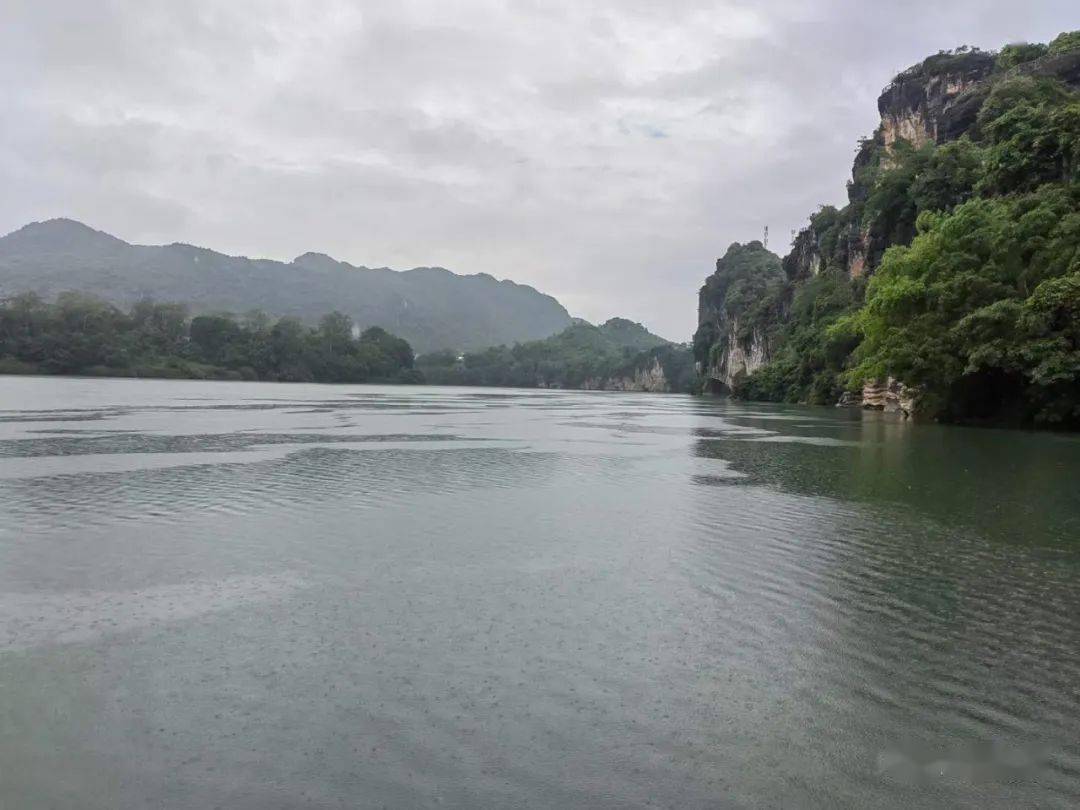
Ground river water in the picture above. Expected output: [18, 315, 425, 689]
[1, 376, 1078, 809]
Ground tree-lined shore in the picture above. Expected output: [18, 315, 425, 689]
[0, 292, 419, 384]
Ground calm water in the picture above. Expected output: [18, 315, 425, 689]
[1, 376, 1079, 809]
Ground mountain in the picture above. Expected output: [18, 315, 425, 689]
[418, 317, 695, 392]
[692, 241, 786, 392]
[0, 219, 573, 353]
[694, 31, 1080, 426]
[593, 317, 672, 352]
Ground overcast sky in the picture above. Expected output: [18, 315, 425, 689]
[2, 1, 1075, 338]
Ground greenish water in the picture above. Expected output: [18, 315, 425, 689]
[1, 376, 1078, 808]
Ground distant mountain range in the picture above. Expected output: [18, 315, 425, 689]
[0, 219, 574, 352]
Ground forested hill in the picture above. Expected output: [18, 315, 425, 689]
[0, 291, 691, 391]
[695, 30, 1080, 427]
[0, 219, 573, 353]
[419, 318, 696, 392]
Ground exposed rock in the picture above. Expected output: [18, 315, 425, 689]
[861, 378, 889, 409]
[836, 390, 861, 408]
[877, 50, 996, 155]
[876, 46, 1080, 165]
[694, 242, 785, 394]
[693, 38, 1080, 408]
[784, 227, 822, 281]
[860, 377, 917, 417]
[704, 319, 770, 392]
[857, 45, 1080, 279]
[936, 84, 992, 142]
[580, 357, 670, 392]
[898, 385, 918, 417]
[847, 226, 871, 279]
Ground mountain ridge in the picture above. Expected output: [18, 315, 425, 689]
[0, 218, 574, 353]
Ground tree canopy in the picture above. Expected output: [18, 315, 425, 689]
[419, 319, 694, 392]
[0, 293, 419, 384]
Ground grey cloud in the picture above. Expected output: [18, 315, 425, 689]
[2, 0, 1076, 339]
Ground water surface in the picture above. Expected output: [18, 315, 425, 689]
[1, 376, 1078, 808]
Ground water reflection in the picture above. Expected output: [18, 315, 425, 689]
[684, 401, 1080, 806]
[690, 406, 1080, 548]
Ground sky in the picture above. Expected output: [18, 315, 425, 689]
[2, 1, 1075, 339]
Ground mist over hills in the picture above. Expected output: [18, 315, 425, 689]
[0, 219, 574, 353]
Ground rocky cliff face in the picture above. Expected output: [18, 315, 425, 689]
[877, 49, 996, 153]
[701, 318, 771, 391]
[838, 378, 917, 416]
[695, 36, 1080, 413]
[783, 46, 1080, 284]
[581, 357, 671, 392]
[783, 227, 822, 281]
[694, 242, 785, 393]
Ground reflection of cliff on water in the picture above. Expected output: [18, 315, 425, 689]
[691, 406, 1080, 548]
[684, 402, 1080, 806]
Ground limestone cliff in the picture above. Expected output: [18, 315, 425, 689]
[582, 356, 671, 392]
[693, 33, 1080, 419]
[693, 242, 784, 393]
[782, 44, 1080, 283]
[877, 49, 995, 152]
[838, 378, 917, 417]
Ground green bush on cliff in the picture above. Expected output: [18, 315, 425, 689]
[977, 78, 1080, 194]
[852, 186, 1080, 423]
[858, 138, 985, 260]
[699, 242, 786, 318]
[734, 272, 862, 405]
[1048, 31, 1080, 56]
[693, 241, 786, 385]
[995, 42, 1049, 71]
[804, 204, 865, 274]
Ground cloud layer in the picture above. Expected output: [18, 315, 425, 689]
[2, 1, 1074, 338]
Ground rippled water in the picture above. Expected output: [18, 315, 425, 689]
[1, 376, 1079, 809]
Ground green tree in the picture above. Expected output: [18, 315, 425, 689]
[318, 312, 355, 354]
[853, 186, 1080, 423]
[1048, 31, 1080, 56]
[189, 314, 242, 365]
[977, 78, 1080, 194]
[0, 295, 420, 385]
[995, 42, 1048, 70]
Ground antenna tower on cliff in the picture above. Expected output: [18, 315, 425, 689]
[763, 225, 769, 249]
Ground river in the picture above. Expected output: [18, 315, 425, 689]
[1, 376, 1078, 808]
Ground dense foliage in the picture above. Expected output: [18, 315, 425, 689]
[996, 43, 1048, 71]
[706, 32, 1080, 426]
[1049, 30, 1080, 56]
[733, 272, 863, 404]
[0, 292, 419, 383]
[852, 185, 1080, 423]
[693, 241, 786, 369]
[420, 318, 695, 392]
